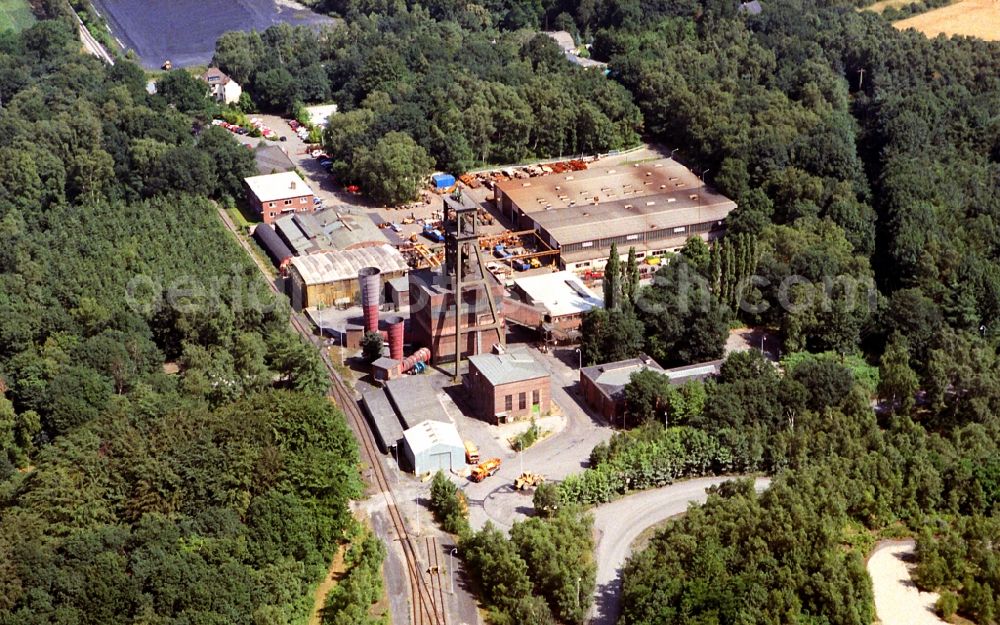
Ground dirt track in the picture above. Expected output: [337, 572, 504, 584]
[867, 540, 947, 625]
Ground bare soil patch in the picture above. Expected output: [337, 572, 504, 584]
[895, 0, 1000, 40]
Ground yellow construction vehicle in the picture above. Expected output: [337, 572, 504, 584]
[464, 440, 480, 464]
[514, 472, 544, 490]
[470, 458, 501, 482]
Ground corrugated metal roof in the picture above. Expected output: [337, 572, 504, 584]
[468, 351, 549, 386]
[289, 245, 408, 285]
[403, 419, 464, 455]
[513, 271, 603, 318]
[664, 360, 723, 383]
[532, 192, 734, 247]
[496, 158, 702, 215]
[276, 209, 388, 254]
[275, 215, 314, 255]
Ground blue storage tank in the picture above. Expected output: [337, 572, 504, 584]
[432, 173, 456, 189]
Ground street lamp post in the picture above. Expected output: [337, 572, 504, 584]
[575, 347, 582, 370]
[670, 147, 679, 160]
[576, 576, 582, 611]
[450, 548, 458, 594]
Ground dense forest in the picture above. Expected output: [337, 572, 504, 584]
[430, 471, 597, 625]
[209, 9, 643, 198]
[4, 0, 1000, 619]
[562, 0, 1000, 617]
[0, 18, 371, 624]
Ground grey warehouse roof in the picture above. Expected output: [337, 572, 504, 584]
[531, 190, 735, 247]
[582, 354, 722, 400]
[468, 350, 549, 387]
[276, 209, 389, 256]
[582, 355, 666, 396]
[254, 144, 295, 175]
[361, 388, 404, 451]
[385, 376, 449, 429]
[289, 245, 408, 285]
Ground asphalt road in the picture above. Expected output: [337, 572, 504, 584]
[589, 476, 772, 625]
[462, 346, 613, 531]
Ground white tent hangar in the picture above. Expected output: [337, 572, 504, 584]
[402, 419, 465, 474]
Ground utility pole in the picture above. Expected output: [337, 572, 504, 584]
[450, 548, 458, 594]
[857, 68, 865, 89]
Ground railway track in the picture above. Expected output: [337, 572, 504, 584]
[217, 209, 446, 625]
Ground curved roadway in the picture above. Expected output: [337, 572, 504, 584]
[589, 476, 772, 625]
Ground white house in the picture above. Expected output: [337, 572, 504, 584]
[202, 67, 242, 105]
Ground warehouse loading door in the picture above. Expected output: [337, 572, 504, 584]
[429, 452, 451, 472]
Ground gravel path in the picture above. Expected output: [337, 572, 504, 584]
[868, 540, 946, 625]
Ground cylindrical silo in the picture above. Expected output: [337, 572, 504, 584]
[386, 316, 405, 361]
[358, 266, 381, 334]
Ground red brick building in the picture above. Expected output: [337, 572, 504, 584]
[244, 172, 315, 224]
[409, 269, 505, 364]
[465, 351, 551, 423]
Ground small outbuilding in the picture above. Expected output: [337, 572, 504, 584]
[511, 271, 603, 336]
[402, 419, 465, 475]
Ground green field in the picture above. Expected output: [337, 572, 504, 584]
[0, 0, 35, 32]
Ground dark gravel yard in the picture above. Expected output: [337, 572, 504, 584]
[90, 0, 335, 68]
